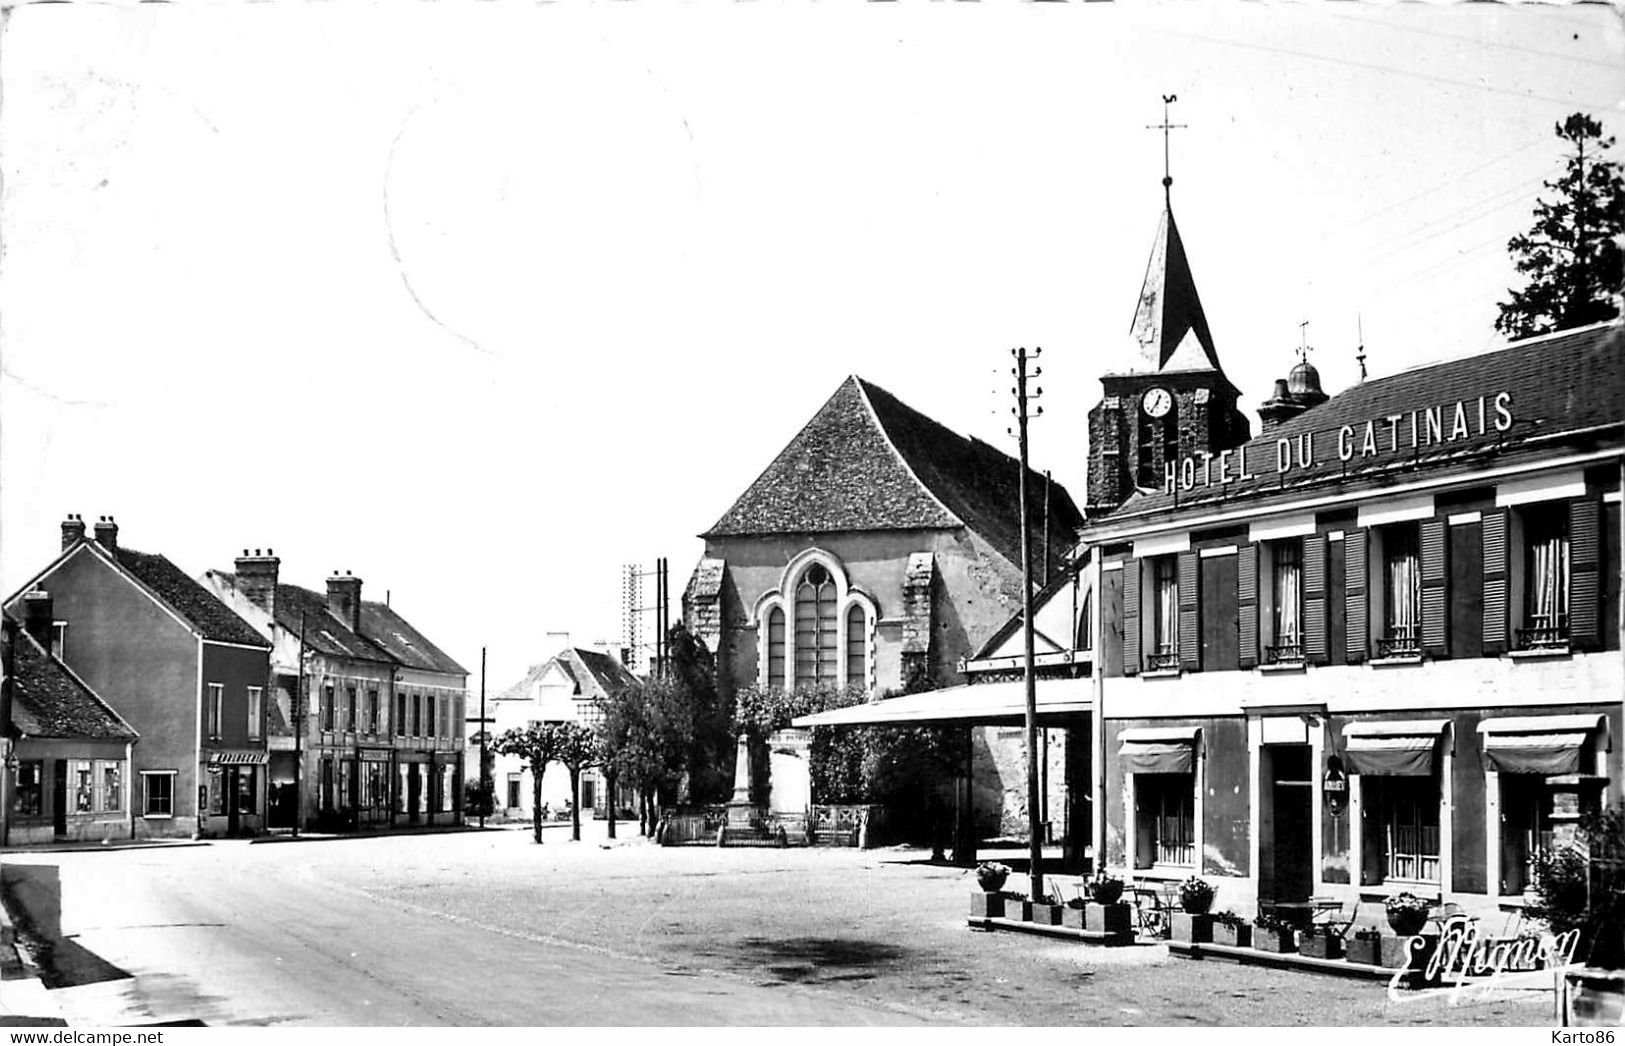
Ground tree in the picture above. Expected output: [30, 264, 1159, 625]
[665, 623, 733, 804]
[1496, 113, 1624, 338]
[597, 676, 693, 836]
[491, 723, 569, 844]
[555, 722, 597, 842]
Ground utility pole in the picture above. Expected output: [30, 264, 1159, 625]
[464, 647, 497, 830]
[294, 613, 305, 839]
[1011, 346, 1044, 901]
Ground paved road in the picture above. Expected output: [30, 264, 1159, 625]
[1, 833, 922, 1026]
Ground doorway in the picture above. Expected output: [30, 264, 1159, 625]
[1266, 744, 1314, 904]
[407, 763, 422, 823]
[52, 760, 67, 838]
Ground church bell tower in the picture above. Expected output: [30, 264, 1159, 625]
[1085, 98, 1251, 516]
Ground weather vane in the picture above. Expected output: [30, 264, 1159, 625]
[1298, 320, 1314, 366]
[1146, 94, 1187, 192]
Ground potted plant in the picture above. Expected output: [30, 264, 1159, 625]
[1061, 894, 1087, 931]
[1170, 876, 1216, 943]
[1031, 893, 1064, 927]
[1299, 923, 1344, 960]
[1384, 892, 1431, 937]
[1252, 912, 1298, 954]
[1084, 871, 1131, 934]
[1346, 926, 1382, 966]
[970, 862, 1011, 918]
[1211, 910, 1251, 948]
[1003, 891, 1032, 922]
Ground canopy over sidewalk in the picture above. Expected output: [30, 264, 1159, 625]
[791, 677, 1091, 728]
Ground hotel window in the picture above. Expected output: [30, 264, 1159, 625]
[322, 684, 336, 731]
[1366, 776, 1441, 884]
[247, 686, 263, 741]
[1135, 774, 1195, 868]
[1268, 540, 1304, 664]
[345, 686, 358, 731]
[15, 761, 42, 817]
[793, 565, 838, 686]
[367, 689, 380, 735]
[71, 760, 94, 813]
[767, 608, 786, 690]
[845, 605, 867, 688]
[1380, 524, 1422, 658]
[141, 771, 175, 818]
[101, 762, 122, 812]
[207, 683, 224, 740]
[427, 696, 438, 738]
[1149, 556, 1180, 671]
[396, 693, 407, 737]
[411, 694, 422, 736]
[1518, 503, 1570, 650]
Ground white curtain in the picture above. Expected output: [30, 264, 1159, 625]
[1275, 553, 1302, 646]
[1529, 533, 1569, 628]
[1156, 569, 1179, 655]
[1387, 544, 1419, 637]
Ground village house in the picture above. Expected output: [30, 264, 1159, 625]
[3, 517, 273, 838]
[204, 553, 469, 832]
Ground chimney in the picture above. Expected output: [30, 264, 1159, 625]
[1259, 378, 1297, 436]
[326, 571, 363, 634]
[61, 514, 86, 552]
[235, 548, 281, 619]
[21, 590, 54, 648]
[93, 515, 119, 551]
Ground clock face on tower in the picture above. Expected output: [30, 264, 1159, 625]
[1141, 387, 1173, 419]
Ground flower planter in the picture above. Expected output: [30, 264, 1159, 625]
[1031, 903, 1064, 927]
[1213, 922, 1252, 948]
[1004, 899, 1032, 922]
[1345, 936, 1382, 966]
[1170, 912, 1214, 944]
[1060, 905, 1086, 930]
[1254, 927, 1298, 954]
[1380, 933, 1439, 976]
[1087, 902, 1133, 935]
[970, 892, 1005, 920]
[1299, 933, 1343, 960]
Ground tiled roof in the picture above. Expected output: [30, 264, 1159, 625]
[268, 582, 394, 663]
[705, 376, 1083, 569]
[571, 649, 639, 701]
[7, 624, 138, 741]
[357, 601, 467, 677]
[493, 648, 638, 705]
[1093, 321, 1625, 529]
[113, 547, 270, 647]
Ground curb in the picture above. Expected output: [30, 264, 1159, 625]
[1, 841, 210, 856]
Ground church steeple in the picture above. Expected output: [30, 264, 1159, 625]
[1084, 96, 1251, 516]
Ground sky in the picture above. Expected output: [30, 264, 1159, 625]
[2, 1, 1621, 698]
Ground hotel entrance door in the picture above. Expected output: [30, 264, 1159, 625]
[1266, 744, 1314, 904]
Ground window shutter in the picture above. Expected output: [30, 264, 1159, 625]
[1303, 534, 1328, 665]
[1178, 550, 1201, 671]
[1122, 559, 1141, 677]
[1570, 497, 1602, 650]
[1345, 529, 1369, 663]
[1238, 543, 1259, 669]
[1420, 518, 1449, 658]
[1482, 509, 1510, 654]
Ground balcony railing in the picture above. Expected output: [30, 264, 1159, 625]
[1376, 628, 1421, 659]
[1145, 651, 1181, 672]
[1264, 643, 1304, 666]
[1515, 623, 1569, 652]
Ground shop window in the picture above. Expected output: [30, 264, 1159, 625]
[207, 683, 225, 740]
[339, 760, 353, 813]
[322, 684, 336, 732]
[1379, 524, 1421, 658]
[15, 761, 43, 818]
[209, 767, 227, 816]
[845, 605, 867, 688]
[1517, 502, 1570, 651]
[1364, 776, 1440, 884]
[71, 760, 94, 813]
[1148, 556, 1180, 671]
[1135, 773, 1195, 868]
[793, 565, 838, 686]
[1267, 539, 1304, 664]
[247, 686, 263, 741]
[101, 762, 121, 812]
[236, 767, 257, 816]
[142, 771, 175, 818]
[1499, 775, 1555, 895]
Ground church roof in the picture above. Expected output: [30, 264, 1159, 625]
[703, 376, 1083, 569]
[1091, 321, 1624, 530]
[1115, 202, 1224, 376]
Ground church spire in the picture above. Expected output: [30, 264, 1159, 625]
[1125, 138, 1224, 375]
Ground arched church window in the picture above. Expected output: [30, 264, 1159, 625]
[794, 564, 838, 686]
[767, 607, 786, 691]
[845, 604, 867, 687]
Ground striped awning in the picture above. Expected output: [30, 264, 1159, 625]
[208, 749, 269, 767]
[1342, 719, 1447, 777]
[1479, 714, 1604, 775]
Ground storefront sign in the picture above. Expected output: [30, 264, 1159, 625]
[1387, 915, 1583, 1006]
[1165, 391, 1515, 494]
[1322, 760, 1347, 816]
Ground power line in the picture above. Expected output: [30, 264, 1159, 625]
[1327, 9, 1622, 70]
[1341, 136, 1552, 230]
[1363, 175, 1555, 265]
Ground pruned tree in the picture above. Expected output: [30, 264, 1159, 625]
[1496, 113, 1624, 338]
[597, 676, 693, 836]
[665, 623, 733, 804]
[492, 722, 569, 844]
[555, 721, 598, 842]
